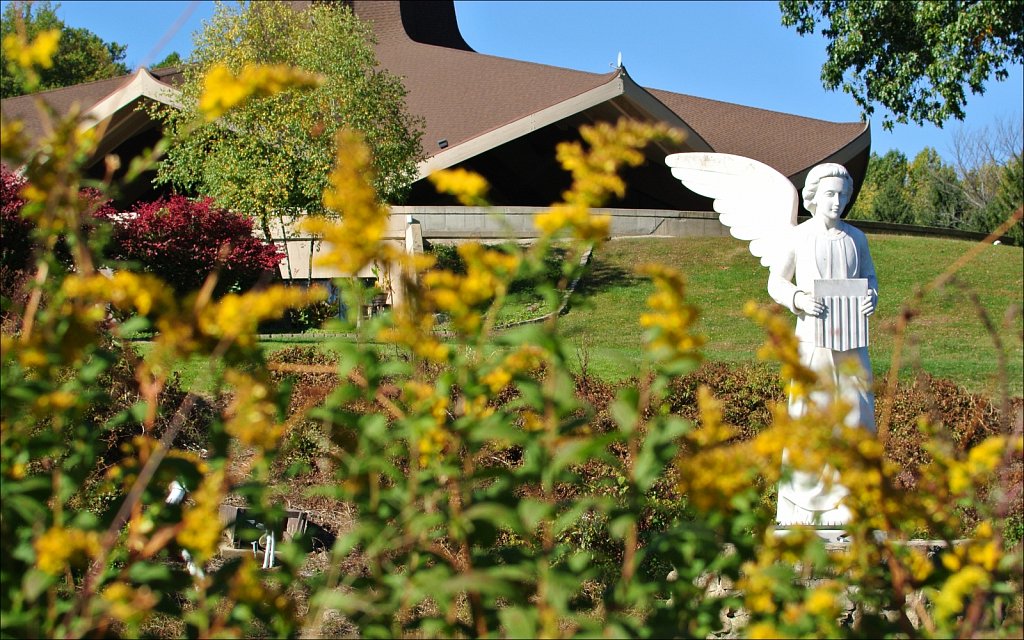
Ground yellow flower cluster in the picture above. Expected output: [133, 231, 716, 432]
[386, 318, 451, 363]
[301, 130, 394, 276]
[744, 301, 817, 397]
[947, 435, 1011, 494]
[520, 410, 544, 432]
[102, 582, 158, 627]
[417, 424, 448, 468]
[0, 119, 27, 158]
[688, 386, 735, 447]
[229, 558, 296, 619]
[230, 557, 269, 604]
[804, 582, 842, 617]
[534, 203, 611, 243]
[198, 285, 325, 347]
[176, 469, 226, 565]
[62, 272, 174, 317]
[420, 243, 520, 335]
[429, 168, 489, 207]
[638, 263, 705, 367]
[480, 345, 545, 394]
[404, 381, 449, 424]
[223, 371, 284, 451]
[34, 526, 101, 575]
[738, 558, 779, 615]
[463, 395, 495, 421]
[932, 565, 990, 624]
[2, 28, 59, 70]
[941, 522, 1002, 574]
[676, 388, 759, 512]
[534, 120, 682, 242]
[199, 63, 322, 121]
[746, 622, 782, 639]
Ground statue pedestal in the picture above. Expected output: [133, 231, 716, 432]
[772, 525, 851, 543]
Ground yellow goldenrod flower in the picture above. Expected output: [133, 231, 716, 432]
[223, 371, 284, 451]
[932, 565, 990, 623]
[2, 29, 59, 70]
[176, 469, 226, 564]
[199, 63, 322, 121]
[102, 582, 158, 626]
[35, 526, 101, 575]
[638, 263, 705, 368]
[805, 585, 840, 616]
[429, 168, 489, 206]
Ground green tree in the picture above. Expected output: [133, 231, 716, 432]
[849, 150, 913, 224]
[151, 51, 181, 69]
[1, 0, 128, 98]
[906, 147, 965, 228]
[974, 152, 1024, 243]
[154, 1, 424, 241]
[779, 0, 1024, 130]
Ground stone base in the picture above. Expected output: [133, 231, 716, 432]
[772, 524, 850, 543]
[668, 538, 972, 638]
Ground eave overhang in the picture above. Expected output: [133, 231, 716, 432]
[415, 67, 712, 181]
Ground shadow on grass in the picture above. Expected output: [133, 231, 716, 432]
[573, 258, 637, 297]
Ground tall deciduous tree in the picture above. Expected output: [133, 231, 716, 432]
[906, 148, 965, 228]
[154, 1, 424, 240]
[849, 150, 914, 224]
[1, 0, 128, 98]
[779, 0, 1024, 130]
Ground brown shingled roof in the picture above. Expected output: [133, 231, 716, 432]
[355, 1, 617, 154]
[1, 1, 868, 190]
[649, 89, 868, 178]
[348, 1, 868, 180]
[0, 66, 184, 144]
[2, 75, 133, 142]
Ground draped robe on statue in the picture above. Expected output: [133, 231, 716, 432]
[767, 217, 878, 526]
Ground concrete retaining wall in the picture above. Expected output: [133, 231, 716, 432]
[390, 206, 730, 240]
[392, 206, 1016, 245]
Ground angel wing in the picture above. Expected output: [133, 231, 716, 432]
[665, 152, 798, 267]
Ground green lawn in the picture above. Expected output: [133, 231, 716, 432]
[556, 235, 1023, 397]
[139, 234, 1023, 399]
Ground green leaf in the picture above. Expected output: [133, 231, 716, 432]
[518, 499, 552, 533]
[21, 569, 53, 602]
[463, 503, 522, 536]
[610, 387, 640, 434]
[128, 562, 172, 583]
[498, 607, 538, 638]
[609, 512, 636, 540]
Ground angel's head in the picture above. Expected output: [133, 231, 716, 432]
[802, 163, 853, 220]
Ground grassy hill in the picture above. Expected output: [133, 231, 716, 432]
[556, 235, 1023, 397]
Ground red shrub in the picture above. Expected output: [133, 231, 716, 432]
[103, 195, 283, 296]
[1, 166, 32, 277]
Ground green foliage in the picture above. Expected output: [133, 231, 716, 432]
[151, 51, 181, 69]
[906, 148, 967, 228]
[863, 150, 915, 224]
[154, 0, 424, 232]
[980, 152, 1024, 244]
[849, 145, 1022, 243]
[779, 0, 1024, 130]
[1, 0, 128, 98]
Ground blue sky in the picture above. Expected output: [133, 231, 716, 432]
[7, 0, 1022, 163]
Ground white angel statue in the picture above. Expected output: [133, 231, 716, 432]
[665, 153, 878, 533]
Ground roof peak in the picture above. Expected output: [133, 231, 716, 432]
[285, 1, 474, 51]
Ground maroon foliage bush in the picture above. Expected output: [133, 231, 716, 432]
[1, 166, 33, 285]
[103, 195, 284, 296]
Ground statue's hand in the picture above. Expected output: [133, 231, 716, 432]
[860, 290, 878, 317]
[794, 291, 824, 317]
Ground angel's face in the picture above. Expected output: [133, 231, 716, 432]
[811, 176, 851, 223]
